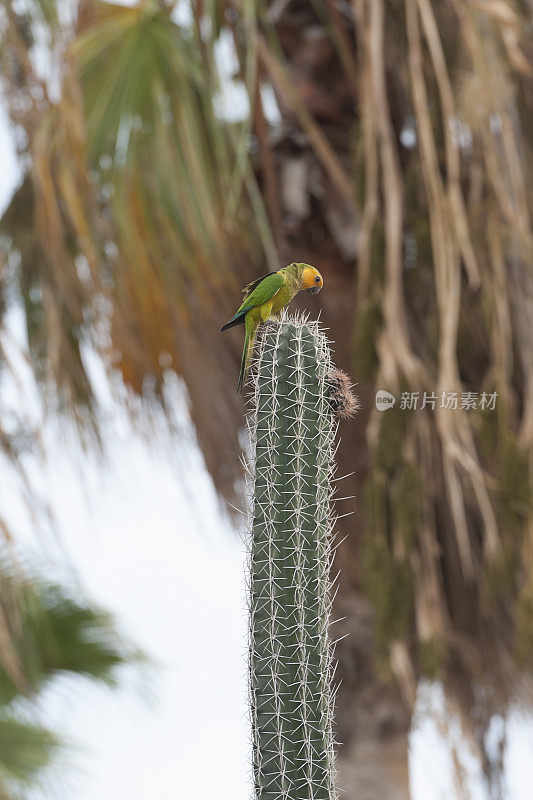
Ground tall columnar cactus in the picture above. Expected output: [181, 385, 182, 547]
[246, 314, 338, 800]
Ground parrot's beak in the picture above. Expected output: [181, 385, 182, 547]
[306, 285, 322, 295]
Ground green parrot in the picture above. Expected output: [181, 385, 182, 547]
[220, 262, 324, 393]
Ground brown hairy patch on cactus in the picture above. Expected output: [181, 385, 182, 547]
[327, 368, 359, 418]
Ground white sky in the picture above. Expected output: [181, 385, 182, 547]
[21, 408, 251, 800]
[1, 59, 533, 800]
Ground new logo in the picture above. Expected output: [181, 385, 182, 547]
[375, 390, 396, 411]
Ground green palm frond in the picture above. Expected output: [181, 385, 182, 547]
[74, 2, 205, 161]
[72, 1, 236, 271]
[0, 714, 59, 792]
[0, 558, 141, 799]
[0, 562, 138, 706]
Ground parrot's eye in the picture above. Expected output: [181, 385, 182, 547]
[315, 275, 321, 283]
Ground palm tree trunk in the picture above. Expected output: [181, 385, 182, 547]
[255, 7, 414, 796]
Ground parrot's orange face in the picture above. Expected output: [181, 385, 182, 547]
[301, 266, 323, 295]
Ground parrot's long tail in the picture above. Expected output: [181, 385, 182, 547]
[238, 317, 257, 394]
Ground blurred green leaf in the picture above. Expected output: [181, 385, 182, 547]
[0, 564, 138, 706]
[0, 715, 59, 790]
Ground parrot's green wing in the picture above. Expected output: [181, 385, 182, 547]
[220, 271, 285, 333]
[242, 271, 279, 298]
[237, 271, 285, 312]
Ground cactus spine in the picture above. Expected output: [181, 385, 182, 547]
[247, 315, 338, 800]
